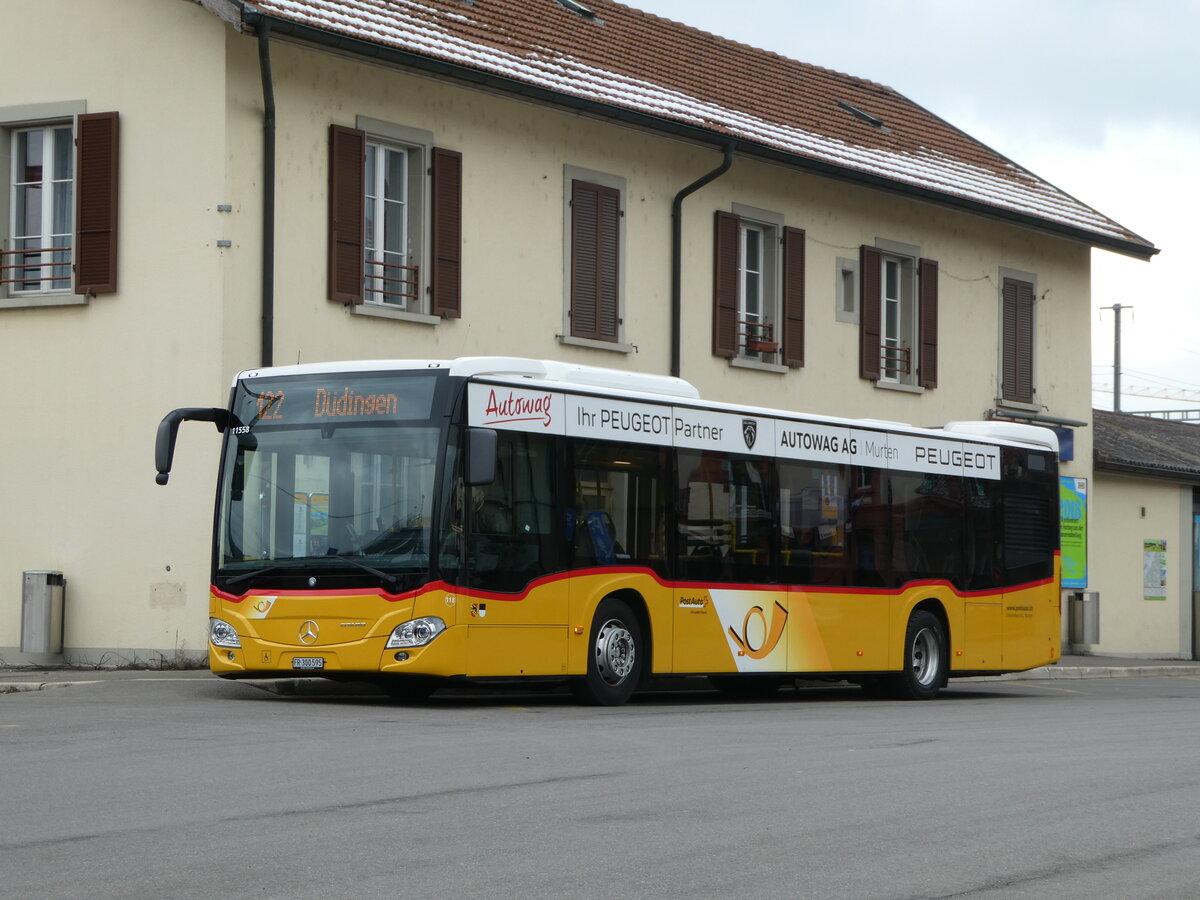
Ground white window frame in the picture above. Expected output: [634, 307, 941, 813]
[0, 101, 86, 309]
[875, 238, 919, 387]
[352, 117, 437, 324]
[731, 203, 784, 369]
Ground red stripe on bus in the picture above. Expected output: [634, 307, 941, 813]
[212, 569, 1056, 605]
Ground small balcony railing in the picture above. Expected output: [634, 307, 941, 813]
[364, 256, 418, 307]
[739, 319, 779, 355]
[0, 244, 72, 291]
[880, 344, 912, 377]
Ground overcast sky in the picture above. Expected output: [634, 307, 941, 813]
[630, 0, 1200, 414]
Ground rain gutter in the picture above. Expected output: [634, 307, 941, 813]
[671, 144, 734, 379]
[252, 9, 276, 368]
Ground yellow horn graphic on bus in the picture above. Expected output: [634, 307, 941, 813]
[728, 601, 788, 659]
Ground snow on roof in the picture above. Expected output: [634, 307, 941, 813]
[244, 0, 1155, 258]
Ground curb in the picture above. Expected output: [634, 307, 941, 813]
[0, 680, 99, 694]
[974, 665, 1200, 682]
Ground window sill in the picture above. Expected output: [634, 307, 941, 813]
[730, 356, 789, 374]
[994, 398, 1040, 413]
[873, 379, 924, 395]
[0, 292, 87, 311]
[351, 303, 441, 326]
[557, 334, 634, 354]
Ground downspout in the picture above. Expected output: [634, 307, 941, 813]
[671, 143, 735, 379]
[256, 16, 276, 368]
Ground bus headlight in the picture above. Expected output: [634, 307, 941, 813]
[386, 617, 446, 649]
[209, 617, 242, 649]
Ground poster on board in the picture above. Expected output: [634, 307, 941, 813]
[1143, 539, 1167, 601]
[1059, 477, 1087, 589]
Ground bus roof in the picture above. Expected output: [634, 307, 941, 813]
[234, 357, 1058, 453]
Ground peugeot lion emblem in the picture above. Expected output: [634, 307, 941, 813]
[742, 418, 757, 450]
[299, 620, 320, 645]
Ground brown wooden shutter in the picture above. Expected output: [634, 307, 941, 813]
[73, 111, 119, 295]
[570, 180, 620, 341]
[327, 124, 365, 305]
[431, 147, 462, 318]
[1002, 277, 1035, 403]
[859, 245, 882, 380]
[712, 211, 739, 358]
[781, 226, 806, 368]
[918, 257, 939, 389]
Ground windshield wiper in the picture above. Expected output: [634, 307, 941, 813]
[222, 565, 285, 588]
[321, 554, 401, 591]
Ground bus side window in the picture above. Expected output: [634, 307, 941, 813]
[964, 478, 999, 590]
[779, 461, 848, 586]
[889, 472, 964, 585]
[571, 442, 666, 573]
[675, 450, 771, 583]
[676, 450, 733, 581]
[849, 467, 887, 587]
[467, 431, 561, 590]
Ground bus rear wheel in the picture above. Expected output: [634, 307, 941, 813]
[571, 597, 643, 706]
[890, 609, 947, 700]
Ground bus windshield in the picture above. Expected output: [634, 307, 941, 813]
[216, 371, 444, 590]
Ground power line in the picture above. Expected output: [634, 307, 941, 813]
[1092, 383, 1200, 403]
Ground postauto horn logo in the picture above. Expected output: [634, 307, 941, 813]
[727, 601, 787, 659]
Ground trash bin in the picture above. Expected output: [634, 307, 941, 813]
[1068, 591, 1099, 645]
[21, 571, 65, 655]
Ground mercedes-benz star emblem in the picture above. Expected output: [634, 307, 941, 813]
[298, 620, 320, 645]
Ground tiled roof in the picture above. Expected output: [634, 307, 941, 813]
[238, 0, 1156, 259]
[1094, 409, 1200, 482]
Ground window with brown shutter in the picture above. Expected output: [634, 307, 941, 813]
[73, 111, 119, 295]
[715, 209, 799, 366]
[918, 258, 938, 389]
[859, 245, 882, 380]
[570, 179, 621, 342]
[327, 124, 365, 305]
[1002, 277, 1035, 403]
[860, 243, 931, 388]
[430, 147, 462, 318]
[781, 226, 805, 368]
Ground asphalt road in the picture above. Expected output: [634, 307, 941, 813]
[4, 673, 1200, 900]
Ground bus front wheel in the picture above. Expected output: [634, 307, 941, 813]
[571, 597, 643, 706]
[891, 609, 947, 700]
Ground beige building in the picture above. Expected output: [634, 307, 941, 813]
[0, 0, 1155, 665]
[1086, 411, 1200, 658]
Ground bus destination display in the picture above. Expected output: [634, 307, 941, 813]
[236, 375, 437, 427]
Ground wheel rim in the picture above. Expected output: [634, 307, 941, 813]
[911, 626, 941, 687]
[594, 618, 636, 686]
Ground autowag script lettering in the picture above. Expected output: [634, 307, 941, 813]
[484, 389, 554, 427]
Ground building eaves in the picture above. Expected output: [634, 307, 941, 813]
[234, 0, 1157, 260]
[1094, 409, 1200, 484]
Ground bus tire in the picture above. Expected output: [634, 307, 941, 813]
[891, 609, 947, 700]
[572, 597, 643, 706]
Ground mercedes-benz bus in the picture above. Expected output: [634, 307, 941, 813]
[156, 357, 1060, 704]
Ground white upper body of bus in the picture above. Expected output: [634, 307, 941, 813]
[233, 356, 1058, 455]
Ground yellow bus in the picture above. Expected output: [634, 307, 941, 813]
[156, 357, 1060, 704]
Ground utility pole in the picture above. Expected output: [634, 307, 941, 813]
[1100, 303, 1131, 413]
